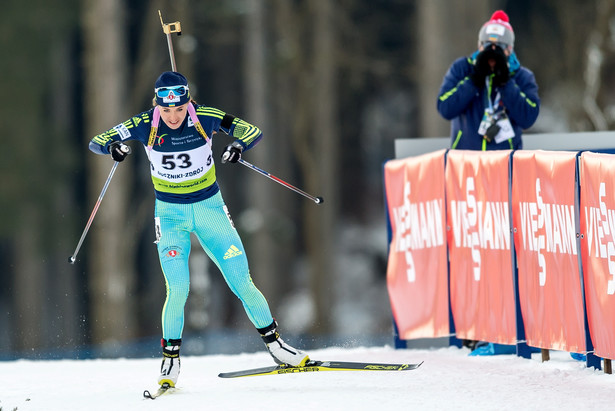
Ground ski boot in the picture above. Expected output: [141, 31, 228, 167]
[258, 320, 309, 367]
[158, 338, 181, 387]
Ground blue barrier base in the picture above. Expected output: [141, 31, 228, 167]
[587, 353, 602, 370]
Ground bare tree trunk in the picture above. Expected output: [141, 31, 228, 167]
[306, 0, 338, 334]
[13, 206, 45, 350]
[416, 0, 489, 138]
[131, 0, 167, 110]
[242, 0, 283, 312]
[82, 0, 136, 347]
[49, 34, 82, 349]
[272, 0, 338, 334]
[582, 0, 615, 130]
[12, 33, 82, 353]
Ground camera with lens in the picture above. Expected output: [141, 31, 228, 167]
[483, 111, 506, 142]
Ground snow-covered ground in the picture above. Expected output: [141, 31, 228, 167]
[0, 345, 612, 411]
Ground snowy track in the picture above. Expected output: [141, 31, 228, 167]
[0, 346, 612, 410]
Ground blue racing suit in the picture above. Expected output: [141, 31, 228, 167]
[89, 103, 274, 339]
[437, 53, 540, 150]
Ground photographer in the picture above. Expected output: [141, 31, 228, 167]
[437, 10, 540, 151]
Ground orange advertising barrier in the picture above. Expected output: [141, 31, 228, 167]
[512, 151, 585, 352]
[445, 150, 516, 344]
[384, 150, 449, 339]
[579, 152, 615, 359]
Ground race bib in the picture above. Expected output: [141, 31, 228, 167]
[149, 144, 213, 184]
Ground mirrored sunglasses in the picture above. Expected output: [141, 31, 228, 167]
[155, 85, 189, 98]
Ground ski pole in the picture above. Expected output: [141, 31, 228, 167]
[68, 157, 126, 264]
[234, 157, 324, 205]
[158, 10, 182, 71]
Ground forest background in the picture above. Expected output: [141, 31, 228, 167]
[2, 0, 614, 359]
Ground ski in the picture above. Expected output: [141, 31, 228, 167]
[218, 359, 423, 378]
[143, 383, 173, 400]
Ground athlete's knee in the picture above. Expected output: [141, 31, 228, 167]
[165, 279, 190, 301]
[230, 276, 262, 301]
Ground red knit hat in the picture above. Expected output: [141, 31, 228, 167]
[478, 10, 515, 51]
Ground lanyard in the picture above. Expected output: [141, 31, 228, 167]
[485, 76, 501, 114]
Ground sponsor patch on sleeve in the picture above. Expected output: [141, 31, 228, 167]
[114, 123, 132, 140]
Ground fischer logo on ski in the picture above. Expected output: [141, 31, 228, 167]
[218, 359, 423, 378]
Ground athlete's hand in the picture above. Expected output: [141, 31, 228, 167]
[221, 141, 243, 164]
[108, 141, 131, 162]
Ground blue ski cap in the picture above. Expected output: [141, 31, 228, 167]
[154, 71, 191, 107]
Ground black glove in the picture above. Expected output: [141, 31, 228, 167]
[471, 45, 510, 88]
[490, 46, 510, 86]
[221, 141, 243, 164]
[471, 49, 491, 88]
[108, 141, 131, 162]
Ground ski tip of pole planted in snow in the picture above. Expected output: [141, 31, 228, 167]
[68, 256, 75, 264]
[315, 196, 324, 205]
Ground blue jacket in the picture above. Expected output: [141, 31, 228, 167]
[437, 55, 540, 150]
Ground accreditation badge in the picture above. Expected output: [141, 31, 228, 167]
[477, 109, 492, 136]
[493, 114, 515, 144]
